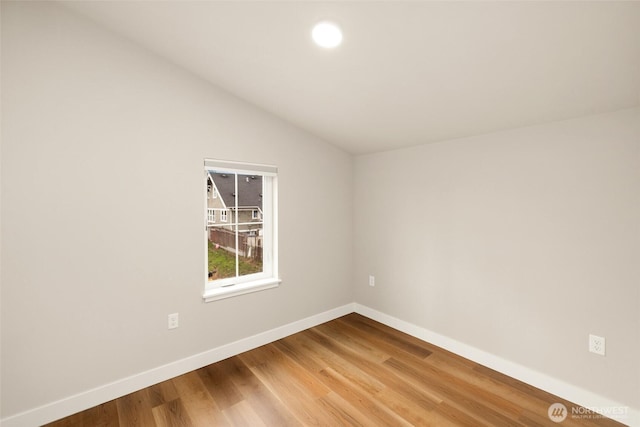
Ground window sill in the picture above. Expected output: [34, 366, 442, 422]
[203, 278, 281, 302]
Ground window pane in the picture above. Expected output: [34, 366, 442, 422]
[237, 174, 262, 213]
[236, 174, 263, 277]
[208, 224, 237, 280]
[238, 223, 263, 277]
[206, 171, 266, 282]
[206, 170, 237, 281]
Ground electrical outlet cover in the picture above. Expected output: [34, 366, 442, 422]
[168, 313, 179, 330]
[589, 334, 605, 356]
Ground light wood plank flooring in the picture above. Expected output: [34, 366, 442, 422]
[46, 314, 626, 426]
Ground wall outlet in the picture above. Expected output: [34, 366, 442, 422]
[589, 334, 605, 356]
[369, 275, 375, 287]
[168, 313, 179, 330]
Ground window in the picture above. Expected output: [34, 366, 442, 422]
[204, 159, 279, 301]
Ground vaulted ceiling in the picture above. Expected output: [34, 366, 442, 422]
[62, 1, 640, 154]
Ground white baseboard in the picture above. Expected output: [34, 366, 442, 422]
[354, 303, 640, 427]
[0, 303, 356, 427]
[3, 302, 638, 427]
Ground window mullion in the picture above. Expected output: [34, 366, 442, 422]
[234, 173, 239, 279]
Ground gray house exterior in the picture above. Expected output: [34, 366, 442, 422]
[207, 172, 263, 256]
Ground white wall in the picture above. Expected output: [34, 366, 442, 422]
[354, 108, 640, 411]
[0, 1, 353, 419]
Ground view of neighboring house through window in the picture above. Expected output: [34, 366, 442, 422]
[204, 159, 278, 300]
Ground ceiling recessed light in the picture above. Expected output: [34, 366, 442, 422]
[312, 21, 343, 49]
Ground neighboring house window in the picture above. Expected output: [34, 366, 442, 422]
[207, 209, 216, 224]
[204, 159, 279, 302]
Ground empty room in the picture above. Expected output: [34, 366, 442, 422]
[1, 1, 639, 426]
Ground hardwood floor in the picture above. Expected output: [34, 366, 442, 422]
[46, 314, 626, 426]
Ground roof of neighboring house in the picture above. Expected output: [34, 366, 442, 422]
[208, 172, 262, 209]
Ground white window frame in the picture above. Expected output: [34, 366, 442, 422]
[220, 210, 228, 222]
[252, 209, 259, 220]
[204, 159, 280, 302]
